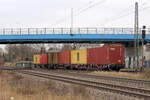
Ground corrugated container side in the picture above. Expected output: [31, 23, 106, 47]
[40, 54, 48, 64]
[48, 53, 58, 64]
[87, 46, 109, 64]
[33, 55, 36, 64]
[48, 53, 52, 64]
[33, 55, 40, 64]
[109, 45, 124, 64]
[71, 49, 87, 64]
[53, 53, 58, 64]
[58, 51, 71, 64]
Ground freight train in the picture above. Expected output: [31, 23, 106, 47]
[33, 44, 125, 71]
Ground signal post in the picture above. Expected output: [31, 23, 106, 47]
[141, 26, 146, 70]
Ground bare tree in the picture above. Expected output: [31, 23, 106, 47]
[0, 48, 4, 65]
[5, 44, 41, 62]
[61, 44, 72, 51]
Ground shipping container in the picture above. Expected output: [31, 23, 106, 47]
[87, 46, 109, 64]
[109, 44, 124, 64]
[53, 53, 58, 64]
[48, 53, 52, 64]
[87, 44, 124, 65]
[71, 49, 87, 64]
[48, 52, 58, 64]
[58, 51, 71, 64]
[33, 55, 40, 64]
[40, 54, 48, 64]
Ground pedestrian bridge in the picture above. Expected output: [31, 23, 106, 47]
[0, 28, 150, 44]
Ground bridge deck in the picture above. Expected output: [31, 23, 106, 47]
[0, 28, 149, 44]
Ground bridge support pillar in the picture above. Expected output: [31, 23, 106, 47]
[124, 45, 142, 68]
[124, 44, 150, 68]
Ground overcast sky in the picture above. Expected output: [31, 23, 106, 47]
[0, 0, 149, 28]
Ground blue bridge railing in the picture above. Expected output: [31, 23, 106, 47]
[0, 28, 150, 35]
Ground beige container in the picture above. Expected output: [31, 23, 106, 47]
[48, 53, 58, 64]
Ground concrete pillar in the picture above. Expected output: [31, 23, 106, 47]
[124, 46, 143, 68]
[124, 44, 150, 68]
[144, 44, 150, 67]
[125, 46, 142, 57]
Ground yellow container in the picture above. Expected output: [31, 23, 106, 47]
[48, 53, 58, 64]
[33, 55, 40, 64]
[71, 49, 87, 64]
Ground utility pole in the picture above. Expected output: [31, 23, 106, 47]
[71, 8, 75, 48]
[41, 44, 45, 54]
[70, 8, 74, 35]
[134, 2, 139, 69]
[71, 8, 73, 29]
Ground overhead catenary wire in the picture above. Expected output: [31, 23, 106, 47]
[52, 0, 150, 27]
[50, 0, 96, 26]
[74, 0, 107, 16]
[51, 0, 107, 26]
[102, 2, 150, 25]
[75, 0, 96, 13]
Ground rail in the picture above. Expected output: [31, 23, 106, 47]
[16, 70, 150, 99]
[0, 28, 150, 35]
[49, 71, 150, 85]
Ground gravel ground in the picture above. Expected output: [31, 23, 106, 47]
[16, 72, 142, 100]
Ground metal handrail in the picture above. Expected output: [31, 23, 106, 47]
[0, 28, 149, 35]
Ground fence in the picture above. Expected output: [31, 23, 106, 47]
[0, 28, 149, 35]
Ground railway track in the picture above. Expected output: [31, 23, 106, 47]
[34, 68, 150, 86]
[5, 69, 150, 99]
[2, 67, 150, 86]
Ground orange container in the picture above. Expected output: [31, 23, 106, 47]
[58, 51, 71, 64]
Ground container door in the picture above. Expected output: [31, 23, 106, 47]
[109, 46, 123, 64]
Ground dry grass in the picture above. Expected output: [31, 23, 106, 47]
[0, 70, 92, 100]
[90, 68, 150, 80]
[72, 85, 90, 98]
[11, 73, 24, 80]
[141, 68, 150, 79]
[4, 62, 16, 67]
